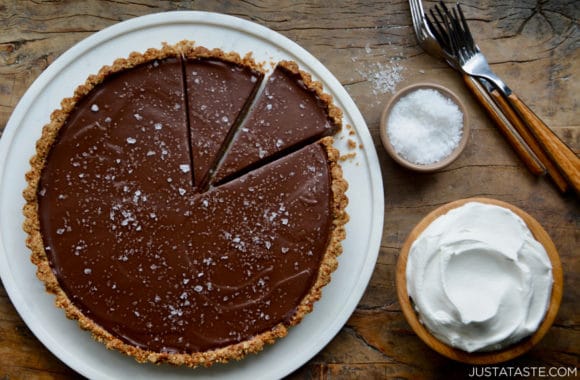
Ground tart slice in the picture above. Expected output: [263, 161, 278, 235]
[211, 61, 343, 184]
[182, 45, 264, 188]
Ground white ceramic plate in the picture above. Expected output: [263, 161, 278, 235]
[0, 11, 383, 379]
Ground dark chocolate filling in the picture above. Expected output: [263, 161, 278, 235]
[37, 56, 338, 353]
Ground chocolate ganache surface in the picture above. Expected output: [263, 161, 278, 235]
[213, 62, 340, 184]
[184, 56, 263, 188]
[25, 43, 348, 367]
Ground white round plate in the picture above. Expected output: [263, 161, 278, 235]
[0, 11, 383, 379]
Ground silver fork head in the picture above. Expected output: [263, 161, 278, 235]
[425, 1, 512, 94]
[408, 0, 449, 62]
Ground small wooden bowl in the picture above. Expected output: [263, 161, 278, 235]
[396, 197, 563, 364]
[380, 83, 469, 172]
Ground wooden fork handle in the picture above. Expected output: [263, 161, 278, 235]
[507, 92, 580, 194]
[489, 90, 569, 193]
[462, 75, 546, 177]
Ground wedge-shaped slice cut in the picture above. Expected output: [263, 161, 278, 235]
[212, 61, 342, 184]
[183, 47, 264, 187]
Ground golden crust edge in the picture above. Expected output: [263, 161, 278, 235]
[277, 60, 343, 132]
[22, 42, 348, 368]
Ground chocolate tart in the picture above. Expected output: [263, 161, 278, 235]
[22, 41, 349, 367]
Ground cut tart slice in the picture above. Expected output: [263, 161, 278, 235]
[182, 45, 264, 188]
[22, 42, 349, 367]
[211, 61, 343, 184]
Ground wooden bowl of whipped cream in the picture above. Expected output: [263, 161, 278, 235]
[396, 197, 563, 364]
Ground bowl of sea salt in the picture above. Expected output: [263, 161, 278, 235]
[380, 83, 469, 172]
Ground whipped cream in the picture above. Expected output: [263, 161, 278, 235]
[406, 202, 553, 352]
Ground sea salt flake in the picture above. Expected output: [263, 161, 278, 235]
[90, 104, 99, 112]
[357, 61, 404, 95]
[386, 88, 463, 164]
[126, 137, 137, 144]
[84, 268, 92, 275]
[179, 164, 191, 173]
[133, 113, 143, 121]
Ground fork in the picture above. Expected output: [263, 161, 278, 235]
[409, 0, 546, 177]
[428, 2, 580, 194]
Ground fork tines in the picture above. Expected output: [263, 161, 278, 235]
[426, 2, 477, 64]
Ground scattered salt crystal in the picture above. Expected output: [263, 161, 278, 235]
[133, 113, 143, 121]
[258, 147, 267, 159]
[126, 137, 137, 144]
[105, 117, 112, 123]
[56, 228, 65, 235]
[386, 88, 463, 165]
[91, 104, 99, 112]
[281, 247, 289, 254]
[194, 285, 203, 293]
[154, 123, 163, 130]
[84, 268, 92, 275]
[178, 188, 186, 196]
[179, 164, 191, 173]
[357, 61, 404, 95]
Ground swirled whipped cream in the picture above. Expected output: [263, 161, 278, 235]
[406, 202, 553, 352]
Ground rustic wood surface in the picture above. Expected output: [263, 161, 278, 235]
[0, 0, 578, 379]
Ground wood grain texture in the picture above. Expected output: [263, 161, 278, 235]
[507, 92, 580, 193]
[489, 88, 569, 192]
[462, 76, 547, 177]
[1, 0, 578, 379]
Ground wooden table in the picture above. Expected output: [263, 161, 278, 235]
[1, 1, 578, 378]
